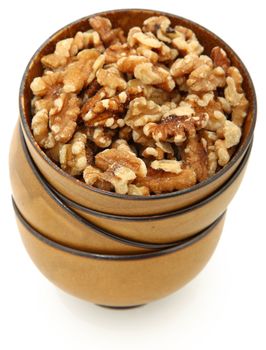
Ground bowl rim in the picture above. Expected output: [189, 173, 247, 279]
[19, 8, 257, 202]
[20, 123, 252, 223]
[14, 199, 225, 261]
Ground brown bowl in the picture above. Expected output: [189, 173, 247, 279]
[52, 142, 252, 244]
[10, 123, 164, 254]
[19, 9, 256, 216]
[14, 202, 226, 307]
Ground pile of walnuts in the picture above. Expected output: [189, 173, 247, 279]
[30, 15, 249, 195]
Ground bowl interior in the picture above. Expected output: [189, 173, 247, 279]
[20, 9, 256, 196]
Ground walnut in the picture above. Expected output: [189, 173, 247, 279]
[215, 120, 242, 166]
[31, 109, 55, 149]
[142, 146, 164, 160]
[141, 141, 174, 161]
[170, 54, 213, 83]
[30, 72, 80, 145]
[89, 16, 126, 46]
[45, 143, 63, 163]
[105, 43, 135, 63]
[41, 30, 104, 69]
[30, 14, 249, 196]
[156, 140, 174, 155]
[96, 65, 127, 91]
[134, 62, 175, 91]
[101, 164, 136, 194]
[132, 127, 153, 146]
[128, 184, 150, 196]
[181, 136, 208, 181]
[187, 64, 226, 92]
[93, 93, 126, 113]
[217, 97, 232, 114]
[59, 132, 88, 175]
[136, 46, 159, 64]
[151, 159, 183, 174]
[134, 167, 197, 194]
[143, 16, 171, 33]
[157, 43, 178, 63]
[81, 87, 108, 117]
[84, 110, 123, 129]
[30, 71, 63, 103]
[82, 79, 101, 101]
[49, 92, 80, 143]
[162, 102, 195, 119]
[132, 30, 162, 48]
[127, 27, 142, 47]
[63, 49, 104, 93]
[117, 55, 149, 73]
[111, 139, 138, 155]
[119, 126, 132, 141]
[185, 93, 227, 131]
[84, 151, 138, 194]
[143, 85, 181, 105]
[83, 165, 102, 185]
[130, 31, 177, 63]
[86, 127, 115, 148]
[142, 16, 172, 43]
[83, 165, 113, 191]
[127, 26, 171, 64]
[125, 97, 162, 128]
[210, 46, 231, 72]
[171, 26, 203, 56]
[87, 54, 106, 85]
[82, 85, 143, 128]
[95, 148, 147, 177]
[81, 87, 118, 127]
[144, 112, 208, 144]
[199, 130, 218, 176]
[125, 81, 145, 100]
[170, 54, 198, 78]
[224, 67, 249, 127]
[86, 94, 125, 126]
[82, 95, 126, 129]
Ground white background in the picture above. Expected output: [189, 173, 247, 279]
[0, 0, 265, 349]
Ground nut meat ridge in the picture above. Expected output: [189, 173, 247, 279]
[30, 15, 249, 195]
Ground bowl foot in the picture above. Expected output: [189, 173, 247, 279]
[97, 304, 145, 310]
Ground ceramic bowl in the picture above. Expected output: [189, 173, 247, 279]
[46, 141, 252, 244]
[19, 9, 256, 216]
[14, 202, 226, 308]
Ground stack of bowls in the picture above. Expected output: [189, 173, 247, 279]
[9, 9, 256, 308]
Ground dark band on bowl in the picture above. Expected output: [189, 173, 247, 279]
[13, 198, 226, 261]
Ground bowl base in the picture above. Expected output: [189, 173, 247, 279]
[97, 304, 145, 310]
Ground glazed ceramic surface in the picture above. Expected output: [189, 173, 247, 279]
[19, 9, 256, 216]
[15, 205, 225, 307]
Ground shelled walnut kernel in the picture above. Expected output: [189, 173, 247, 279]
[30, 15, 249, 195]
